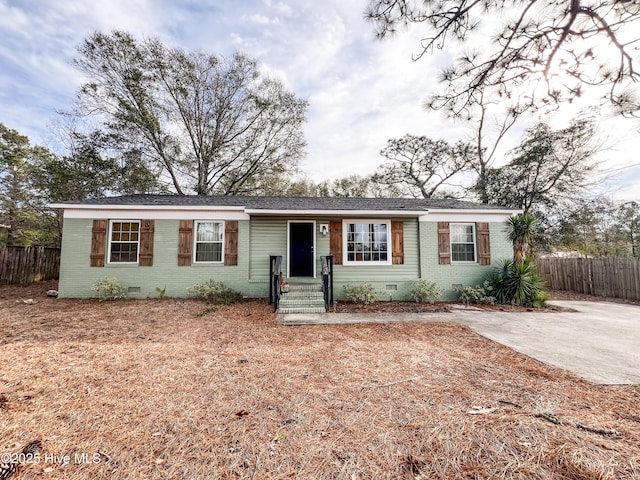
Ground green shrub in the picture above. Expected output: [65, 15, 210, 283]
[486, 258, 547, 307]
[187, 280, 243, 305]
[92, 277, 126, 301]
[344, 283, 378, 305]
[409, 280, 443, 303]
[454, 281, 496, 306]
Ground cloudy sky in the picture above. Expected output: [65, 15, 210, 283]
[1, 0, 638, 199]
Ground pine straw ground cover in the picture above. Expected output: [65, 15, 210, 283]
[0, 283, 639, 479]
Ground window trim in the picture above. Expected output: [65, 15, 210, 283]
[193, 220, 225, 264]
[450, 222, 477, 264]
[342, 219, 392, 266]
[107, 220, 141, 264]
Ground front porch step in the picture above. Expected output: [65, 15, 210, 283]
[278, 282, 325, 314]
[279, 306, 326, 314]
[288, 284, 323, 292]
[282, 291, 324, 300]
[280, 298, 325, 307]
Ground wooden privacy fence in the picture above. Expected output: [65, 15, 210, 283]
[0, 245, 61, 285]
[536, 257, 640, 301]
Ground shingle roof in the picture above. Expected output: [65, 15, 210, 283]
[61, 194, 515, 211]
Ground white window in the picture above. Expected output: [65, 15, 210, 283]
[450, 223, 477, 263]
[194, 221, 224, 263]
[344, 220, 391, 265]
[108, 220, 140, 263]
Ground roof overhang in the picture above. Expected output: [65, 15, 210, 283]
[49, 203, 246, 211]
[51, 203, 521, 221]
[55, 204, 250, 221]
[419, 209, 521, 222]
[244, 208, 427, 217]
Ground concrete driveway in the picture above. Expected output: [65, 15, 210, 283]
[279, 301, 640, 385]
[449, 301, 640, 385]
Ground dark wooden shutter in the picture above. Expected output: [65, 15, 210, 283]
[477, 222, 491, 265]
[224, 220, 238, 266]
[178, 220, 193, 266]
[330, 220, 342, 265]
[391, 221, 404, 265]
[139, 220, 155, 267]
[90, 220, 107, 267]
[438, 222, 451, 265]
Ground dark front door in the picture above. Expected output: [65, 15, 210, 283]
[289, 222, 314, 277]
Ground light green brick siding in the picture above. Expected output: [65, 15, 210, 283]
[58, 219, 258, 298]
[58, 216, 513, 301]
[418, 221, 512, 300]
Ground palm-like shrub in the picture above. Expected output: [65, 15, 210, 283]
[487, 258, 547, 307]
[505, 213, 535, 265]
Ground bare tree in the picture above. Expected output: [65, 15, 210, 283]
[317, 175, 380, 197]
[73, 31, 307, 195]
[367, 0, 640, 117]
[466, 91, 528, 203]
[372, 134, 474, 198]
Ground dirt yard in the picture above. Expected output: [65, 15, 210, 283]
[1, 283, 639, 479]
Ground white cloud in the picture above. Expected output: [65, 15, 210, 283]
[240, 13, 276, 25]
[0, 0, 637, 200]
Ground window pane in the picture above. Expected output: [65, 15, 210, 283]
[109, 222, 139, 263]
[197, 222, 213, 242]
[452, 243, 475, 262]
[110, 243, 138, 263]
[450, 224, 476, 262]
[196, 242, 222, 262]
[450, 225, 462, 243]
[452, 224, 473, 243]
[345, 222, 389, 263]
[194, 222, 223, 262]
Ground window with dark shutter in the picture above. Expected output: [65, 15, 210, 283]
[437, 222, 451, 265]
[90, 220, 107, 267]
[139, 220, 154, 267]
[477, 222, 491, 265]
[178, 220, 193, 266]
[330, 221, 342, 265]
[391, 221, 404, 265]
[224, 220, 238, 266]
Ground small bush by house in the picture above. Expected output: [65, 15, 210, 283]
[409, 280, 443, 303]
[344, 283, 378, 305]
[187, 280, 243, 305]
[92, 277, 126, 301]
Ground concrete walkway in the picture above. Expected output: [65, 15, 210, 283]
[278, 301, 640, 385]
